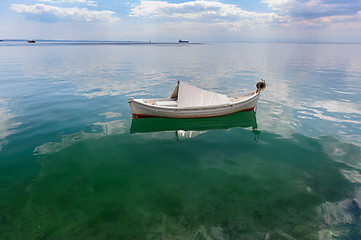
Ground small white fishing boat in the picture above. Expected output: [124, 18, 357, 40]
[128, 80, 266, 119]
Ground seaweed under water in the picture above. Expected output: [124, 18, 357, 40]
[1, 126, 358, 240]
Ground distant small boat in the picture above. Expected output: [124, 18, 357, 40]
[27, 40, 36, 43]
[128, 80, 266, 119]
[178, 39, 189, 43]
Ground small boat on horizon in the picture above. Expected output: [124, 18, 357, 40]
[27, 40, 36, 43]
[128, 80, 266, 119]
[178, 39, 189, 43]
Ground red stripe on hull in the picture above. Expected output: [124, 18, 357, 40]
[132, 107, 255, 119]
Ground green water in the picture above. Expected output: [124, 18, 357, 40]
[0, 42, 361, 239]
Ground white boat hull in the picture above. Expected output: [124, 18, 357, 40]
[129, 92, 260, 119]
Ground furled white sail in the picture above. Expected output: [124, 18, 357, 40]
[172, 81, 231, 108]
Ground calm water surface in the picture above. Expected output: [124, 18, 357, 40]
[0, 42, 361, 240]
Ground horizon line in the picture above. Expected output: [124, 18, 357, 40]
[1, 39, 361, 45]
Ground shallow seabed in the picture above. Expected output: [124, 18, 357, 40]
[0, 42, 361, 240]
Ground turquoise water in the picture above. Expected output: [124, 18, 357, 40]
[0, 42, 361, 240]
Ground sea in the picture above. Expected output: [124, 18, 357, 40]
[0, 40, 360, 240]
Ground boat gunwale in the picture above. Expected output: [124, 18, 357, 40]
[131, 107, 256, 119]
[132, 91, 259, 111]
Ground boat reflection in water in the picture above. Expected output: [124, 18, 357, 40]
[130, 110, 260, 140]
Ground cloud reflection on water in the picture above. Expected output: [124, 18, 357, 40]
[34, 112, 127, 155]
[0, 98, 21, 152]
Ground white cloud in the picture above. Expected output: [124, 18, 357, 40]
[130, 0, 283, 30]
[38, 0, 97, 6]
[263, 0, 361, 18]
[129, 0, 361, 38]
[11, 3, 119, 23]
[260, 0, 361, 36]
[263, 0, 295, 10]
[130, 0, 242, 19]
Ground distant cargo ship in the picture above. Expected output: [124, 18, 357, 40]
[178, 39, 189, 43]
[27, 40, 36, 43]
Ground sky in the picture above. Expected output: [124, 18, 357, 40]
[1, 0, 361, 42]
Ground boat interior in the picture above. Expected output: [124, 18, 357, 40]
[142, 98, 178, 107]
